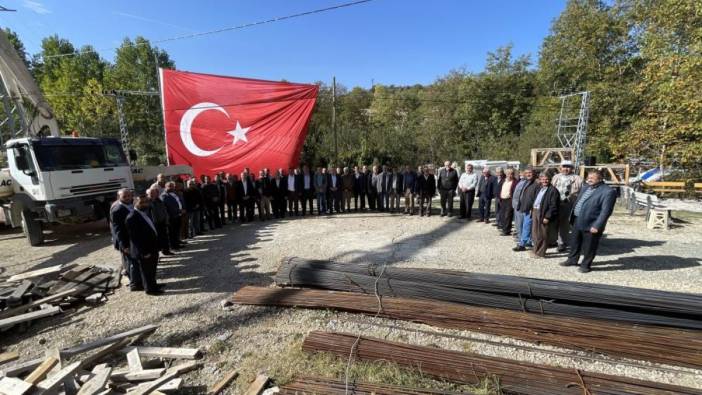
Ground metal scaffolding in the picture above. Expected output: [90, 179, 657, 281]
[556, 91, 590, 167]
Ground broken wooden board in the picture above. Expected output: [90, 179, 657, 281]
[7, 280, 33, 306]
[62, 325, 159, 358]
[208, 369, 238, 395]
[0, 288, 78, 319]
[35, 361, 81, 393]
[0, 352, 19, 366]
[6, 264, 77, 283]
[111, 368, 165, 382]
[76, 364, 112, 395]
[0, 376, 33, 395]
[120, 347, 202, 360]
[243, 374, 269, 395]
[24, 357, 58, 385]
[0, 306, 61, 330]
[126, 348, 143, 372]
[129, 361, 200, 395]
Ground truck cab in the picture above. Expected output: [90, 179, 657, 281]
[1, 136, 134, 245]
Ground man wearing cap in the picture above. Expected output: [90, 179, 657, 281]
[551, 161, 583, 252]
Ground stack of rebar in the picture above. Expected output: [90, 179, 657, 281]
[275, 257, 702, 329]
[302, 332, 702, 395]
[233, 286, 702, 369]
[279, 377, 467, 395]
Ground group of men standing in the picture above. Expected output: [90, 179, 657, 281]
[450, 160, 617, 272]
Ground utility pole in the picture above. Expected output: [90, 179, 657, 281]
[332, 76, 338, 165]
[556, 91, 590, 168]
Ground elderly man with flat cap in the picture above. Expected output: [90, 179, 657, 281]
[551, 161, 583, 252]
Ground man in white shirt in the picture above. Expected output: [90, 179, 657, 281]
[457, 163, 478, 219]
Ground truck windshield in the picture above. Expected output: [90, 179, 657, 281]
[33, 141, 128, 171]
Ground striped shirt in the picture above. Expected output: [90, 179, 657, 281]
[574, 185, 598, 217]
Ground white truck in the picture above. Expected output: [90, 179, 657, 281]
[0, 29, 134, 245]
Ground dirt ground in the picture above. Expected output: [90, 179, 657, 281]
[1, 203, 701, 393]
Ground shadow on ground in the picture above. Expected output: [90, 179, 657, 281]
[592, 255, 701, 272]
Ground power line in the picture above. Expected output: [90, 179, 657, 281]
[41, 0, 374, 60]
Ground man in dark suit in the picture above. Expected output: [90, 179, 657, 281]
[476, 167, 497, 223]
[560, 170, 617, 273]
[376, 165, 389, 211]
[353, 166, 367, 211]
[513, 169, 539, 252]
[215, 173, 228, 225]
[368, 166, 379, 211]
[388, 167, 404, 213]
[402, 165, 417, 215]
[531, 172, 560, 258]
[328, 167, 343, 214]
[287, 167, 300, 216]
[416, 166, 436, 217]
[301, 165, 314, 216]
[437, 161, 459, 217]
[162, 182, 184, 250]
[202, 176, 222, 229]
[237, 171, 258, 222]
[272, 168, 287, 218]
[110, 188, 134, 282]
[148, 187, 171, 256]
[125, 194, 162, 295]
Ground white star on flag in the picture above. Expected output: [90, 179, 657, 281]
[227, 121, 250, 145]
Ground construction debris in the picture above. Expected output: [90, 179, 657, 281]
[207, 368, 238, 395]
[275, 257, 702, 329]
[232, 286, 702, 369]
[302, 331, 702, 395]
[0, 325, 202, 394]
[0, 264, 121, 332]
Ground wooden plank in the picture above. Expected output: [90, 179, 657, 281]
[6, 264, 76, 283]
[7, 280, 33, 306]
[0, 358, 43, 378]
[35, 361, 81, 392]
[120, 347, 202, 360]
[0, 376, 33, 395]
[207, 369, 238, 395]
[76, 365, 112, 395]
[0, 288, 78, 319]
[129, 362, 200, 395]
[243, 374, 268, 395]
[50, 269, 98, 295]
[0, 352, 19, 366]
[24, 357, 58, 385]
[111, 368, 165, 382]
[62, 325, 159, 358]
[155, 378, 182, 392]
[0, 306, 61, 329]
[126, 348, 143, 372]
[78, 338, 132, 370]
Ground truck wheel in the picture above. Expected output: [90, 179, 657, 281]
[21, 210, 44, 246]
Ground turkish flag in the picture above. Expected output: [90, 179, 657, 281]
[159, 68, 318, 177]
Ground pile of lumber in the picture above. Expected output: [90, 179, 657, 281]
[302, 331, 702, 395]
[233, 286, 702, 369]
[279, 376, 465, 395]
[0, 264, 121, 331]
[0, 324, 202, 394]
[274, 257, 702, 329]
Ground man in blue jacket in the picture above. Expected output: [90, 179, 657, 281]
[560, 170, 617, 273]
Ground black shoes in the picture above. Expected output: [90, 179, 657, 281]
[559, 260, 577, 267]
[513, 245, 526, 252]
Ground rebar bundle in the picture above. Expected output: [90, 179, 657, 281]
[275, 257, 702, 329]
[303, 332, 702, 395]
[233, 286, 702, 369]
[279, 376, 467, 395]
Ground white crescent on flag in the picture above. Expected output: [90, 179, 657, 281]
[179, 102, 227, 157]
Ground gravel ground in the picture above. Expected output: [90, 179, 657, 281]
[1, 203, 701, 393]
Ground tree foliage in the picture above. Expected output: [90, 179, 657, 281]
[5, 0, 701, 170]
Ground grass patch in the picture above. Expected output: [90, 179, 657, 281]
[235, 338, 501, 394]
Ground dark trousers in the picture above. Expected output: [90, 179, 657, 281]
[439, 190, 454, 215]
[239, 199, 255, 222]
[272, 196, 285, 218]
[218, 204, 226, 224]
[567, 226, 603, 270]
[354, 192, 366, 210]
[227, 201, 237, 222]
[168, 216, 181, 249]
[155, 222, 169, 253]
[120, 252, 133, 280]
[419, 193, 433, 216]
[495, 199, 503, 227]
[479, 196, 492, 220]
[532, 209, 555, 257]
[377, 192, 386, 211]
[328, 190, 341, 213]
[287, 191, 299, 215]
[132, 253, 158, 292]
[302, 189, 314, 215]
[459, 190, 475, 218]
[499, 198, 514, 234]
[206, 206, 221, 228]
[368, 191, 377, 210]
[199, 207, 207, 230]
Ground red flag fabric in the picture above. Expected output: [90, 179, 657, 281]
[159, 68, 318, 177]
